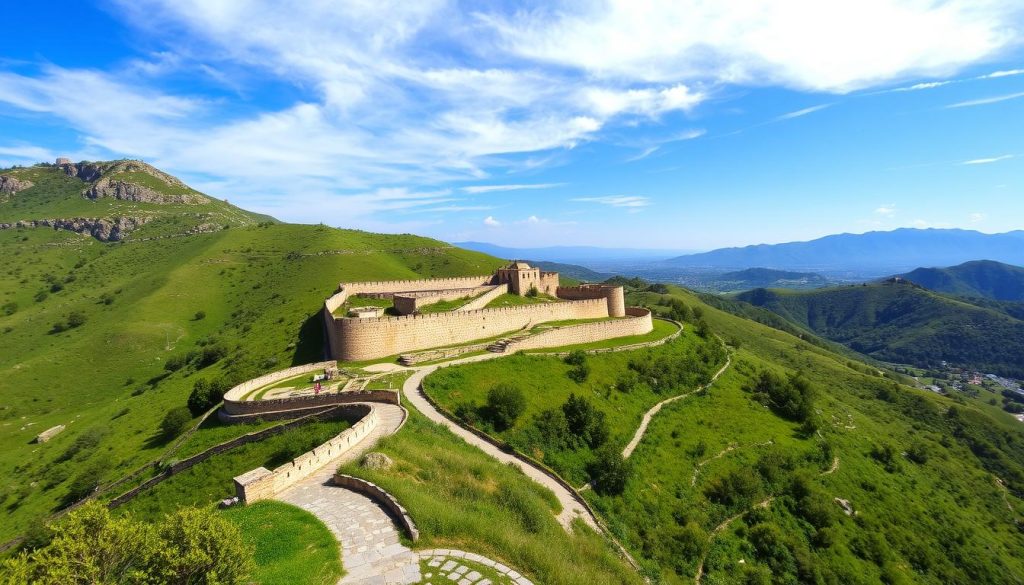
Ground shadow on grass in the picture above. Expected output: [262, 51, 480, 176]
[291, 311, 325, 365]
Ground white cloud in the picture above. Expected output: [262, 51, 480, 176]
[874, 204, 897, 217]
[969, 212, 987, 224]
[947, 92, 1024, 108]
[483, 0, 1023, 93]
[892, 81, 952, 92]
[460, 183, 562, 194]
[961, 154, 1014, 165]
[483, 215, 501, 227]
[626, 146, 660, 162]
[979, 69, 1024, 79]
[773, 103, 833, 122]
[573, 196, 651, 209]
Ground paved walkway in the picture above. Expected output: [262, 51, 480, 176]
[401, 360, 599, 531]
[621, 354, 731, 459]
[277, 403, 414, 585]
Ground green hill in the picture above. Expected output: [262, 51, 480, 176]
[899, 260, 1024, 302]
[0, 160, 275, 240]
[735, 280, 1024, 377]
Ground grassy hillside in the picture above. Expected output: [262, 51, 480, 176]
[429, 284, 1024, 583]
[899, 260, 1024, 302]
[0, 220, 504, 541]
[735, 280, 1024, 377]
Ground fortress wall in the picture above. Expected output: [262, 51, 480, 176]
[222, 390, 399, 417]
[458, 283, 509, 311]
[223, 361, 336, 403]
[235, 403, 383, 503]
[557, 284, 626, 317]
[345, 274, 494, 295]
[332, 298, 610, 361]
[393, 285, 497, 315]
[506, 307, 653, 352]
[539, 272, 560, 294]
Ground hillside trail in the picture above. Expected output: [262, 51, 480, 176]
[622, 352, 732, 459]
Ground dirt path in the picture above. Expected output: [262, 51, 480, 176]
[823, 456, 840, 475]
[622, 354, 732, 459]
[694, 497, 774, 584]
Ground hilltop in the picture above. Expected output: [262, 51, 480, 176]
[736, 279, 1024, 377]
[665, 228, 1024, 274]
[898, 260, 1024, 302]
[0, 159, 274, 241]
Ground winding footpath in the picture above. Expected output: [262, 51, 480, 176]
[623, 354, 732, 459]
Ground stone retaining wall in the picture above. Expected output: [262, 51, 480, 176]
[393, 285, 497, 315]
[334, 474, 420, 541]
[222, 388, 399, 418]
[456, 282, 509, 311]
[506, 307, 653, 352]
[235, 404, 384, 503]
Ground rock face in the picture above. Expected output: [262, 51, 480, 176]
[0, 175, 33, 196]
[0, 216, 152, 241]
[58, 159, 209, 204]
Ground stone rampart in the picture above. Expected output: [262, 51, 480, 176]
[393, 285, 497, 315]
[506, 307, 653, 352]
[556, 284, 626, 317]
[330, 298, 610, 361]
[457, 283, 509, 311]
[235, 403, 385, 503]
[223, 361, 336, 402]
[334, 474, 420, 541]
[221, 390, 399, 419]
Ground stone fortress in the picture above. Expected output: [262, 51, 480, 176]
[323, 262, 652, 361]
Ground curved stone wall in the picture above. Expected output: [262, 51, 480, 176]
[223, 361, 336, 403]
[334, 474, 420, 541]
[330, 298, 610, 361]
[556, 284, 626, 317]
[505, 307, 653, 352]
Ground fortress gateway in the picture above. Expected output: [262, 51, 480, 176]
[323, 262, 653, 361]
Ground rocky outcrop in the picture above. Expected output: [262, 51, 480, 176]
[0, 216, 152, 241]
[85, 179, 208, 204]
[58, 159, 210, 204]
[0, 175, 33, 196]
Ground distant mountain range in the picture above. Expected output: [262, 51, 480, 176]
[525, 260, 612, 283]
[736, 276, 1024, 377]
[454, 241, 692, 264]
[898, 260, 1024, 302]
[666, 229, 1024, 274]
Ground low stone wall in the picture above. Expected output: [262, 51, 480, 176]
[235, 404, 385, 503]
[222, 361, 336, 402]
[457, 283, 508, 311]
[506, 308, 653, 352]
[334, 474, 420, 541]
[222, 388, 399, 418]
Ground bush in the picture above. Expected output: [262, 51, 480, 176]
[98, 293, 114, 306]
[4, 503, 253, 584]
[193, 310, 206, 321]
[160, 407, 193, 440]
[188, 378, 229, 415]
[164, 353, 189, 372]
[704, 468, 762, 507]
[562, 393, 609, 448]
[197, 343, 228, 368]
[588, 446, 631, 495]
[66, 311, 87, 329]
[566, 364, 590, 383]
[485, 383, 526, 430]
[2, 301, 17, 316]
[564, 350, 587, 366]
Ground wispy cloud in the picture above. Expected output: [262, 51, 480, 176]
[969, 212, 986, 224]
[573, 196, 651, 210]
[626, 146, 660, 162]
[874, 204, 897, 217]
[460, 183, 562, 194]
[979, 69, 1024, 79]
[947, 92, 1024, 108]
[892, 81, 952, 92]
[483, 215, 501, 227]
[961, 154, 1014, 165]
[772, 104, 832, 122]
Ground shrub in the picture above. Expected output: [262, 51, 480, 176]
[588, 446, 631, 495]
[160, 407, 193, 440]
[66, 311, 87, 329]
[562, 393, 609, 448]
[58, 426, 109, 462]
[704, 468, 762, 508]
[485, 383, 526, 430]
[188, 378, 230, 415]
[563, 350, 587, 366]
[193, 310, 206, 321]
[197, 343, 229, 368]
[98, 293, 114, 305]
[2, 301, 17, 316]
[566, 364, 590, 383]
[907, 441, 929, 464]
[164, 353, 189, 372]
[33, 291, 47, 303]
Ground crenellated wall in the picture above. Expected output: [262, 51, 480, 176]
[223, 361, 337, 403]
[506, 307, 653, 352]
[556, 284, 626, 317]
[392, 285, 498, 315]
[457, 283, 508, 311]
[329, 298, 610, 361]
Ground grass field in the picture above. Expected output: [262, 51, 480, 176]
[338, 408, 643, 585]
[0, 218, 503, 541]
[223, 500, 343, 585]
[525, 318, 679, 353]
[424, 326, 725, 484]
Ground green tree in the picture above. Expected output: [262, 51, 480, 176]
[588, 446, 631, 495]
[562, 393, 608, 448]
[188, 378, 229, 416]
[160, 407, 193, 440]
[156, 507, 253, 584]
[485, 383, 526, 430]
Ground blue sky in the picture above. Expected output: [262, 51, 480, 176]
[0, 1, 1022, 250]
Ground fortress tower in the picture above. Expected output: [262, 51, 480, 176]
[495, 261, 559, 295]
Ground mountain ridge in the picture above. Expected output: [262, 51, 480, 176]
[897, 260, 1024, 302]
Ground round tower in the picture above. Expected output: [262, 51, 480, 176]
[605, 286, 626, 317]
